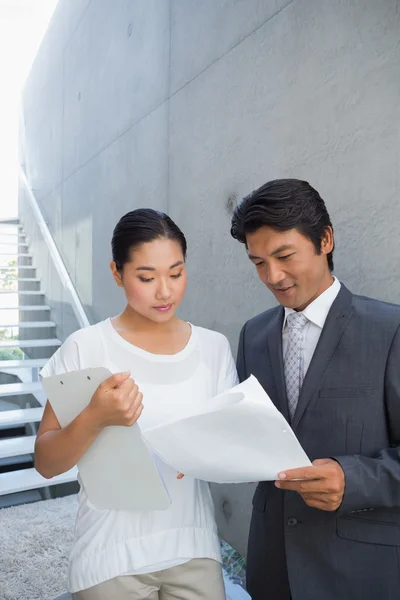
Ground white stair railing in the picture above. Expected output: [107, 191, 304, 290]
[18, 165, 90, 330]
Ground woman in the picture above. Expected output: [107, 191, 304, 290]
[35, 209, 238, 599]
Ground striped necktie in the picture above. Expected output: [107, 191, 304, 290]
[284, 312, 308, 419]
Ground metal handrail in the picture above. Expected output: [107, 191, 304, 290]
[18, 165, 90, 329]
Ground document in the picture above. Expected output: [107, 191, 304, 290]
[41, 367, 171, 511]
[42, 368, 311, 509]
[142, 375, 311, 484]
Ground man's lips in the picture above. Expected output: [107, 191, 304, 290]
[273, 285, 295, 294]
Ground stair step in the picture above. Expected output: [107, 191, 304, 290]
[0, 407, 43, 427]
[0, 305, 50, 311]
[0, 266, 34, 271]
[0, 242, 26, 248]
[0, 253, 32, 257]
[0, 466, 78, 496]
[0, 489, 41, 508]
[0, 398, 20, 411]
[0, 321, 55, 329]
[0, 338, 60, 348]
[0, 233, 25, 237]
[3, 278, 40, 282]
[0, 290, 43, 295]
[0, 240, 27, 244]
[0, 453, 33, 468]
[0, 358, 47, 369]
[0, 435, 35, 459]
[0, 381, 44, 398]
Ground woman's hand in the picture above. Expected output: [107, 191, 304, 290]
[87, 371, 144, 430]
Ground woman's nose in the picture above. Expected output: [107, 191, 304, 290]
[156, 279, 172, 300]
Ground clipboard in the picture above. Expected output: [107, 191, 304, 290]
[41, 367, 170, 511]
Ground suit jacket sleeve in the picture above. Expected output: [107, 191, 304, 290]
[335, 324, 400, 513]
[236, 322, 248, 383]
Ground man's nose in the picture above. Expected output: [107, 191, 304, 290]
[266, 262, 285, 286]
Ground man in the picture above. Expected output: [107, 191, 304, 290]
[230, 179, 400, 600]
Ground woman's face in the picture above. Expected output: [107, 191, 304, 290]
[110, 237, 187, 323]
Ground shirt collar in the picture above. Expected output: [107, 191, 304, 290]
[283, 276, 341, 331]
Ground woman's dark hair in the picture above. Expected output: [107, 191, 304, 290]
[112, 208, 187, 271]
[231, 178, 334, 271]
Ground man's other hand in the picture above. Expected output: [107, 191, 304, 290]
[274, 458, 345, 511]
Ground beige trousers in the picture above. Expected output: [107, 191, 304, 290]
[72, 558, 226, 600]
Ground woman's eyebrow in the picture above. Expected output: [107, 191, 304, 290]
[169, 261, 184, 269]
[136, 261, 184, 272]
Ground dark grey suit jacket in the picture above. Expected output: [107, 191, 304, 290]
[238, 285, 400, 600]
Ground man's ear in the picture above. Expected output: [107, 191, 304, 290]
[110, 261, 123, 287]
[321, 226, 334, 255]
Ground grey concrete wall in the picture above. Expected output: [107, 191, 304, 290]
[20, 0, 400, 556]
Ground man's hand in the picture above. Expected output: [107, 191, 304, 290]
[177, 472, 184, 479]
[275, 458, 345, 511]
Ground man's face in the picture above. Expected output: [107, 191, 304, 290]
[246, 226, 334, 311]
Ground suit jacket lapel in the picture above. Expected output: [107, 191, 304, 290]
[291, 284, 354, 430]
[266, 306, 289, 421]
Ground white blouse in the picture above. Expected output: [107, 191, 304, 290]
[40, 319, 238, 592]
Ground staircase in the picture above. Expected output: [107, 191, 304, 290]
[0, 219, 78, 508]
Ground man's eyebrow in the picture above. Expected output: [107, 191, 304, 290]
[136, 260, 184, 272]
[247, 245, 295, 261]
[247, 254, 263, 261]
[269, 244, 294, 257]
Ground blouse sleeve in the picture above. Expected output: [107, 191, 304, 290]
[217, 335, 239, 395]
[39, 331, 81, 379]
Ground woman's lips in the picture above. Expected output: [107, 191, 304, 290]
[153, 304, 172, 312]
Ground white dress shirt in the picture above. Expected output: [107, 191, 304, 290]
[282, 277, 341, 377]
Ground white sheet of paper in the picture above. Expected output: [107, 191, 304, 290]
[142, 375, 311, 483]
[41, 367, 170, 511]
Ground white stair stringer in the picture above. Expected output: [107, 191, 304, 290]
[0, 467, 78, 496]
[0, 221, 79, 505]
[0, 407, 44, 428]
[0, 338, 61, 349]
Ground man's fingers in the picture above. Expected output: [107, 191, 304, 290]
[278, 466, 321, 481]
[275, 479, 328, 493]
[300, 492, 342, 511]
[177, 472, 185, 479]
[279, 458, 340, 480]
[300, 493, 329, 510]
[312, 458, 332, 467]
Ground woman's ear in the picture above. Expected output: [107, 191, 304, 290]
[110, 261, 124, 287]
